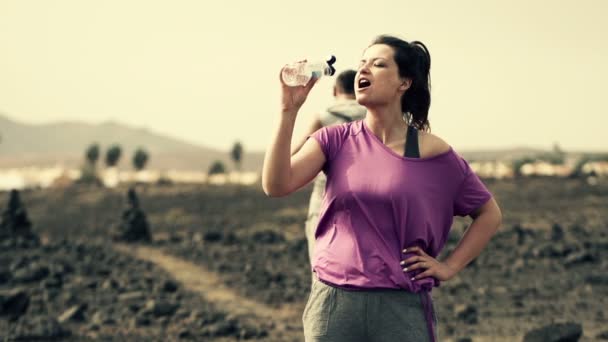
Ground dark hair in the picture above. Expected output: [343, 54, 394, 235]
[371, 35, 431, 132]
[335, 69, 357, 95]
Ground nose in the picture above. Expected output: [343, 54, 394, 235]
[358, 59, 372, 73]
[357, 65, 371, 76]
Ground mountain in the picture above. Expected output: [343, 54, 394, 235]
[0, 114, 265, 171]
[2, 113, 599, 171]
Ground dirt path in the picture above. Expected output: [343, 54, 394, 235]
[113, 243, 301, 323]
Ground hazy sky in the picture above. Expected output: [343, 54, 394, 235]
[0, 0, 606, 152]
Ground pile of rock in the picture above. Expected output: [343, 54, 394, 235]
[0, 190, 39, 248]
[112, 188, 151, 242]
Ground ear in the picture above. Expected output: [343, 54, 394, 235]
[399, 78, 412, 91]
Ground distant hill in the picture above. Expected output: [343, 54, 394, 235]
[457, 148, 549, 162]
[0, 114, 265, 171]
[1, 113, 602, 171]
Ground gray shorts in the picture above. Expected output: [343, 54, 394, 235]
[303, 277, 438, 342]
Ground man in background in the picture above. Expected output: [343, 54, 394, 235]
[291, 69, 366, 277]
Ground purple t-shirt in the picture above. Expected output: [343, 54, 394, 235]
[307, 119, 493, 293]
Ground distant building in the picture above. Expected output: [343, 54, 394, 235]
[581, 161, 608, 176]
[470, 161, 514, 179]
[520, 161, 572, 177]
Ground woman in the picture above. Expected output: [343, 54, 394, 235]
[262, 35, 502, 342]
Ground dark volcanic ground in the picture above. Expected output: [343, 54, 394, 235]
[1, 177, 607, 341]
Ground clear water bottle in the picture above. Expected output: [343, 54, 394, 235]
[281, 55, 337, 87]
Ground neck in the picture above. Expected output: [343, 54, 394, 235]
[363, 101, 406, 144]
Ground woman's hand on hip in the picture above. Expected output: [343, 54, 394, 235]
[400, 246, 458, 282]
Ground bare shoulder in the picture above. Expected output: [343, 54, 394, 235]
[418, 131, 452, 158]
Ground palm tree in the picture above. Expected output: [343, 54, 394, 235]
[105, 144, 122, 168]
[230, 141, 243, 184]
[133, 148, 149, 171]
[231, 142, 243, 171]
[85, 143, 100, 166]
[208, 161, 226, 175]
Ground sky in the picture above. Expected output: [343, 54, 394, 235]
[0, 0, 606, 153]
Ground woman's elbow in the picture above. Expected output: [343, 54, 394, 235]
[261, 182, 279, 197]
[473, 198, 503, 230]
[486, 200, 503, 230]
[261, 181, 289, 197]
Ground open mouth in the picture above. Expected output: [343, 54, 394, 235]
[358, 78, 371, 90]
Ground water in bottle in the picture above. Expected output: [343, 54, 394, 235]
[281, 55, 337, 87]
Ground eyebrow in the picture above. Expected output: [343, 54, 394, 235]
[360, 57, 387, 63]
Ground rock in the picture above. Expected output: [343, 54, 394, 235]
[42, 274, 63, 289]
[91, 311, 116, 326]
[454, 304, 478, 324]
[9, 317, 70, 340]
[0, 190, 39, 245]
[513, 299, 525, 308]
[239, 325, 269, 339]
[446, 279, 470, 295]
[130, 315, 151, 327]
[96, 268, 111, 277]
[112, 188, 152, 242]
[510, 258, 526, 273]
[523, 322, 583, 342]
[161, 280, 178, 293]
[570, 224, 591, 238]
[0, 288, 29, 319]
[12, 263, 50, 283]
[202, 319, 239, 337]
[158, 316, 170, 325]
[86, 331, 100, 339]
[142, 299, 179, 317]
[512, 224, 533, 245]
[492, 286, 508, 295]
[101, 278, 119, 290]
[49, 261, 73, 276]
[456, 338, 473, 342]
[90, 311, 104, 325]
[551, 223, 564, 241]
[43, 288, 60, 302]
[87, 323, 101, 332]
[444, 324, 455, 336]
[175, 309, 191, 319]
[564, 251, 597, 266]
[531, 242, 577, 258]
[596, 330, 608, 340]
[204, 231, 223, 242]
[118, 291, 146, 302]
[60, 291, 78, 306]
[58, 304, 87, 323]
[192, 232, 204, 242]
[168, 233, 183, 243]
[223, 232, 238, 244]
[251, 229, 285, 244]
[0, 269, 11, 284]
[178, 329, 192, 339]
[85, 280, 98, 289]
[289, 237, 307, 253]
[10, 257, 30, 272]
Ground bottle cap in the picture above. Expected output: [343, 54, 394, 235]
[326, 55, 337, 76]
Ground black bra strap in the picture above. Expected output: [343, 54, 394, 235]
[404, 125, 420, 158]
